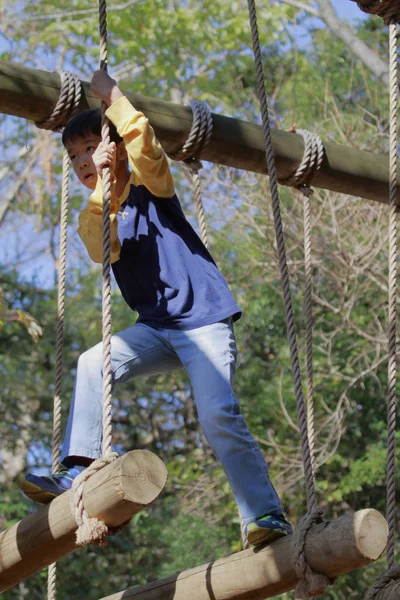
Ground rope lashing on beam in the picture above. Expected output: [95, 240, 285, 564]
[278, 129, 324, 197]
[35, 70, 82, 132]
[70, 453, 119, 547]
[247, 0, 331, 596]
[168, 100, 213, 248]
[292, 507, 336, 599]
[354, 0, 400, 24]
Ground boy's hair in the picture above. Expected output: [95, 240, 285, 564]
[62, 108, 123, 147]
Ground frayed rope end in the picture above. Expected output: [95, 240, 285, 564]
[295, 572, 331, 599]
[75, 516, 109, 547]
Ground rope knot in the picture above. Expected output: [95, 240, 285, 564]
[183, 158, 203, 174]
[168, 100, 213, 162]
[168, 100, 213, 250]
[365, 564, 400, 599]
[35, 70, 82, 132]
[292, 506, 333, 599]
[70, 452, 119, 547]
[278, 128, 324, 195]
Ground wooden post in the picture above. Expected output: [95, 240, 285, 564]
[96, 509, 388, 600]
[0, 450, 167, 593]
[0, 60, 399, 206]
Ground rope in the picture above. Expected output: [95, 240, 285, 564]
[291, 507, 333, 599]
[68, 0, 117, 549]
[70, 453, 119, 546]
[51, 150, 71, 474]
[355, 1, 400, 24]
[98, 0, 114, 459]
[285, 128, 324, 474]
[365, 566, 400, 599]
[303, 189, 316, 476]
[365, 19, 399, 599]
[35, 70, 82, 132]
[169, 100, 213, 248]
[247, 1, 328, 596]
[279, 129, 324, 197]
[386, 19, 398, 574]
[37, 72, 81, 600]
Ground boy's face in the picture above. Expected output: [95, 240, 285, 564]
[65, 134, 102, 191]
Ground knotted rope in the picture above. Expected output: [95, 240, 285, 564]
[280, 127, 324, 476]
[168, 100, 213, 248]
[279, 129, 324, 197]
[355, 0, 400, 24]
[35, 70, 82, 132]
[365, 19, 399, 600]
[70, 453, 119, 547]
[247, 1, 329, 596]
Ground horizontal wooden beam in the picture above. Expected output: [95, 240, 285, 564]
[98, 509, 388, 600]
[349, 0, 400, 23]
[0, 450, 167, 593]
[376, 579, 400, 599]
[0, 60, 399, 206]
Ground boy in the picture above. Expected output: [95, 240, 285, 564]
[20, 70, 292, 546]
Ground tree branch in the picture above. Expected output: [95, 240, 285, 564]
[280, 0, 390, 86]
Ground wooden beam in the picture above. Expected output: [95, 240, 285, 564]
[0, 60, 399, 206]
[97, 509, 387, 600]
[349, 0, 400, 23]
[376, 580, 400, 599]
[0, 450, 167, 593]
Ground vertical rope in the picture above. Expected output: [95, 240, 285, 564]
[246, 0, 316, 511]
[98, 0, 114, 457]
[385, 19, 398, 572]
[68, 0, 121, 549]
[363, 20, 399, 600]
[183, 161, 209, 248]
[51, 149, 70, 473]
[303, 193, 316, 476]
[47, 149, 70, 600]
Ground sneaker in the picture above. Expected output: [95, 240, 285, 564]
[19, 466, 86, 504]
[244, 513, 293, 546]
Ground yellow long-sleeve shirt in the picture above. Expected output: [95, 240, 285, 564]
[77, 95, 175, 264]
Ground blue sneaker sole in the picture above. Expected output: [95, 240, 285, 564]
[19, 476, 59, 504]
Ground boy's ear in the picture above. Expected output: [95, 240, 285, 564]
[116, 143, 128, 161]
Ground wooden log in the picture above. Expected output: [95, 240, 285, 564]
[349, 0, 400, 23]
[0, 60, 399, 206]
[375, 580, 400, 599]
[0, 450, 167, 593]
[98, 509, 387, 600]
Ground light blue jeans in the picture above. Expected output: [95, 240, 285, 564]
[61, 318, 283, 523]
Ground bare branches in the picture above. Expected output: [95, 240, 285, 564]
[279, 0, 390, 86]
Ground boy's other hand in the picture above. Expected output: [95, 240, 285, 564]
[92, 140, 117, 180]
[91, 70, 124, 106]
